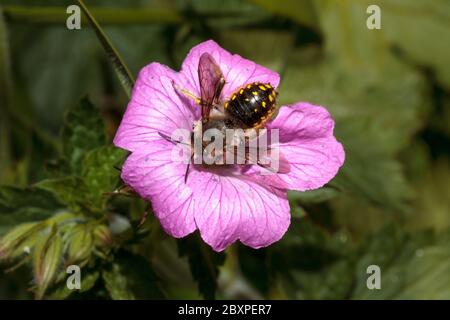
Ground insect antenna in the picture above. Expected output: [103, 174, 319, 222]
[158, 131, 190, 146]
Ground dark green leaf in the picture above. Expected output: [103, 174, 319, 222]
[61, 97, 106, 174]
[351, 226, 450, 299]
[81, 146, 126, 209]
[0, 186, 62, 235]
[177, 233, 226, 299]
[35, 177, 91, 214]
[270, 218, 354, 299]
[280, 47, 426, 211]
[102, 251, 164, 300]
[237, 246, 270, 295]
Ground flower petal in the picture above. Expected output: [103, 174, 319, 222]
[188, 169, 290, 252]
[268, 102, 345, 191]
[113, 62, 198, 152]
[181, 40, 280, 100]
[120, 145, 196, 238]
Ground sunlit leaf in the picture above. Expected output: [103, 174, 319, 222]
[61, 97, 106, 174]
[81, 146, 126, 209]
[35, 177, 91, 214]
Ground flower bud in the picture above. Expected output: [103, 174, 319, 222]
[93, 224, 113, 247]
[33, 225, 63, 299]
[0, 222, 41, 262]
[66, 225, 93, 265]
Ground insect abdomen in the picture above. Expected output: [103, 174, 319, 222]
[225, 82, 277, 128]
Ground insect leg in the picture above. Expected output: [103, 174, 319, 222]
[159, 131, 194, 183]
[184, 152, 194, 183]
[173, 81, 201, 105]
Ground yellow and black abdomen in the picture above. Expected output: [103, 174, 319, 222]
[225, 82, 277, 128]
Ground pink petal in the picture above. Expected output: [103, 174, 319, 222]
[181, 40, 280, 100]
[188, 169, 290, 252]
[120, 145, 196, 238]
[268, 103, 345, 191]
[113, 62, 198, 152]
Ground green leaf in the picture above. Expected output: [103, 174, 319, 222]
[177, 233, 226, 299]
[351, 226, 450, 299]
[0, 186, 62, 235]
[270, 218, 354, 299]
[61, 97, 106, 174]
[77, 0, 135, 98]
[35, 177, 91, 213]
[237, 246, 270, 295]
[81, 146, 126, 209]
[38, 146, 125, 213]
[315, 0, 450, 88]
[279, 46, 426, 211]
[102, 251, 164, 300]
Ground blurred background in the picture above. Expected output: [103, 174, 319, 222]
[0, 0, 449, 299]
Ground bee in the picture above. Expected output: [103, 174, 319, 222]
[160, 52, 288, 182]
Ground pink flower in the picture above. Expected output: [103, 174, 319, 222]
[114, 40, 345, 252]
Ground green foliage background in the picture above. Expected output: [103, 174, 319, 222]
[0, 0, 449, 299]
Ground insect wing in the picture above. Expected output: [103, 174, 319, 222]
[198, 53, 225, 122]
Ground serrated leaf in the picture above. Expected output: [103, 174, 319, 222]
[177, 233, 226, 299]
[81, 146, 126, 209]
[61, 97, 106, 174]
[0, 186, 62, 235]
[77, 0, 134, 98]
[102, 251, 164, 300]
[35, 177, 91, 214]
